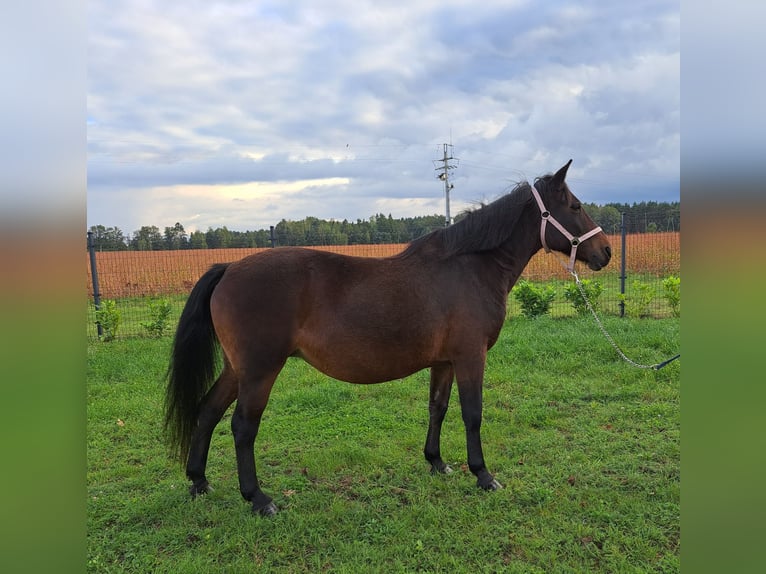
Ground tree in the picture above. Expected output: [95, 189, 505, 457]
[89, 199, 679, 251]
[205, 226, 232, 248]
[597, 206, 621, 234]
[164, 222, 188, 250]
[130, 226, 164, 250]
[188, 230, 208, 249]
[88, 225, 128, 251]
[347, 219, 372, 244]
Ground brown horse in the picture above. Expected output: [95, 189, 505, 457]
[165, 160, 611, 516]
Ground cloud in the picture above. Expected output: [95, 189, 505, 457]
[88, 0, 679, 233]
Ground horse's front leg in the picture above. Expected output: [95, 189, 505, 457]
[455, 359, 503, 491]
[424, 363, 454, 474]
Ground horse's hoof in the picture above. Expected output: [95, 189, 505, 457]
[478, 477, 503, 491]
[189, 480, 212, 498]
[255, 501, 279, 517]
[430, 463, 453, 475]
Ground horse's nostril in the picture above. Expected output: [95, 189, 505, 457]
[605, 246, 612, 258]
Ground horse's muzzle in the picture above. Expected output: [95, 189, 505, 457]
[587, 245, 611, 271]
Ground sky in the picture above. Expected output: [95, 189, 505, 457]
[87, 0, 680, 234]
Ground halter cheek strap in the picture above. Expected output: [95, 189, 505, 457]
[529, 182, 602, 274]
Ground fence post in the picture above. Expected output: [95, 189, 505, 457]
[619, 212, 626, 318]
[87, 231, 103, 338]
[270, 225, 276, 248]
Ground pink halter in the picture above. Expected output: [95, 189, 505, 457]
[529, 181, 603, 274]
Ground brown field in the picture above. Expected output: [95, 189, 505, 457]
[86, 232, 679, 299]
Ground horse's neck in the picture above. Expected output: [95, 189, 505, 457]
[493, 215, 543, 293]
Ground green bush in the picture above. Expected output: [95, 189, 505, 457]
[95, 299, 121, 341]
[662, 275, 680, 318]
[563, 279, 603, 315]
[619, 280, 655, 318]
[513, 280, 556, 319]
[141, 298, 172, 338]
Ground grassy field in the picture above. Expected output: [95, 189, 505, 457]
[87, 315, 680, 573]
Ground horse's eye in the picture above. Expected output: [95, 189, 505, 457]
[571, 202, 581, 211]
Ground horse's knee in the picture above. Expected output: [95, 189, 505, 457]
[230, 408, 257, 441]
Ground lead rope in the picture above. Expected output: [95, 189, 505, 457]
[571, 269, 680, 370]
[529, 180, 679, 370]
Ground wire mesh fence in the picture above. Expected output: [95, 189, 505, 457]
[86, 227, 679, 340]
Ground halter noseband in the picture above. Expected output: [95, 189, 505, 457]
[529, 181, 603, 274]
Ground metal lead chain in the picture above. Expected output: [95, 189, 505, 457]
[572, 271, 679, 370]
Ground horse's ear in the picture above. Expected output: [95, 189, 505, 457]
[551, 159, 573, 192]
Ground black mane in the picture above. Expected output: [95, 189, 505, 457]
[401, 177, 551, 258]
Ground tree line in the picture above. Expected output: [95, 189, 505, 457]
[87, 201, 680, 251]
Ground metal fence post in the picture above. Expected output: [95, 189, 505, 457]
[270, 225, 276, 247]
[619, 212, 626, 318]
[87, 231, 103, 337]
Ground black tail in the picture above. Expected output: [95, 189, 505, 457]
[164, 263, 230, 463]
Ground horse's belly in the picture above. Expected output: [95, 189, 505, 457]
[293, 338, 432, 384]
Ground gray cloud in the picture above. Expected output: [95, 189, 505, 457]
[88, 0, 679, 233]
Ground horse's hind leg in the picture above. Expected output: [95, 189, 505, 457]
[231, 366, 283, 517]
[186, 362, 237, 496]
[424, 364, 455, 474]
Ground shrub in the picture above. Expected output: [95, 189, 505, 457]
[563, 279, 603, 316]
[141, 298, 173, 338]
[513, 280, 556, 319]
[662, 275, 680, 318]
[95, 299, 121, 341]
[619, 280, 655, 318]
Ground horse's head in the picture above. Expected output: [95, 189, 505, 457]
[532, 160, 612, 271]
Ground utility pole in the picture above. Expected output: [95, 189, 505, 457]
[434, 143, 458, 226]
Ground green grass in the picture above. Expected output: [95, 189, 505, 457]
[87, 316, 679, 572]
[87, 294, 189, 341]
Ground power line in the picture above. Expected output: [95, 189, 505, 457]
[433, 143, 458, 226]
